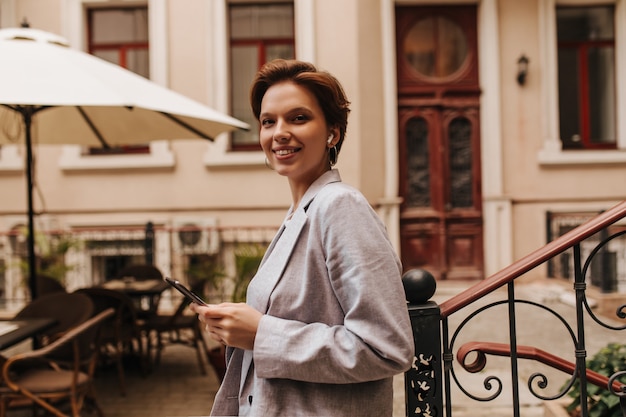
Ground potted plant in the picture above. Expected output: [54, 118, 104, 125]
[199, 245, 265, 382]
[563, 343, 626, 417]
[231, 243, 266, 303]
[15, 229, 80, 291]
[185, 254, 229, 381]
[185, 254, 226, 303]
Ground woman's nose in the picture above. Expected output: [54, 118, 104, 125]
[272, 120, 291, 141]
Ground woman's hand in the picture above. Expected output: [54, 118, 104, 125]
[190, 303, 262, 350]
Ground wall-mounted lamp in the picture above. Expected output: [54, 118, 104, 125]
[517, 54, 529, 86]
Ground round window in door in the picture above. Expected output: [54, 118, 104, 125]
[403, 16, 469, 80]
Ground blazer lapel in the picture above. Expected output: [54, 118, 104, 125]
[246, 212, 307, 313]
[246, 170, 341, 314]
[239, 213, 307, 398]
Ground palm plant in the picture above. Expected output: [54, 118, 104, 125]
[231, 244, 266, 303]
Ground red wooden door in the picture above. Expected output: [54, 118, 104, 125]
[396, 5, 484, 280]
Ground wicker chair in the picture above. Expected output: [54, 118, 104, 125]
[13, 292, 94, 346]
[74, 287, 147, 396]
[0, 308, 115, 417]
[35, 275, 66, 297]
[141, 279, 210, 375]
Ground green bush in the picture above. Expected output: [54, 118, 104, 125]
[186, 254, 226, 294]
[565, 343, 626, 417]
[17, 230, 80, 287]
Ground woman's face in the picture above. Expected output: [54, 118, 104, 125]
[259, 81, 335, 190]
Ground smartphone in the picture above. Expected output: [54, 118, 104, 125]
[165, 277, 208, 306]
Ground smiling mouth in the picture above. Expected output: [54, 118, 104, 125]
[274, 149, 299, 156]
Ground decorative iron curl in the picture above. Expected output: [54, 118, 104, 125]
[449, 298, 578, 402]
[528, 371, 577, 401]
[608, 371, 626, 397]
[452, 342, 503, 401]
[450, 367, 503, 402]
[448, 300, 507, 401]
[580, 229, 626, 330]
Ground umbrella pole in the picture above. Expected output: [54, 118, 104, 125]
[24, 110, 38, 300]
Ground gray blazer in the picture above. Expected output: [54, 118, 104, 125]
[211, 170, 414, 417]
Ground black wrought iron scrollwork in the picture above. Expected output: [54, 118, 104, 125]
[423, 205, 626, 416]
[580, 229, 626, 330]
[528, 371, 576, 401]
[450, 366, 503, 402]
[608, 371, 626, 396]
[449, 298, 579, 402]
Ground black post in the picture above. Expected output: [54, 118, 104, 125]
[599, 251, 617, 293]
[402, 269, 443, 417]
[24, 110, 37, 300]
[144, 221, 154, 265]
[599, 227, 617, 293]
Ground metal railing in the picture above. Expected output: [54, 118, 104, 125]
[404, 201, 626, 417]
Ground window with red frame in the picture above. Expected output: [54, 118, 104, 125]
[557, 6, 616, 150]
[86, 6, 150, 155]
[229, 2, 295, 151]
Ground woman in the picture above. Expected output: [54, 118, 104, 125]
[192, 59, 414, 416]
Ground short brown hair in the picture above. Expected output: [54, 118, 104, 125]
[250, 59, 351, 153]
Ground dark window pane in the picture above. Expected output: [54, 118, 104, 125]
[558, 47, 581, 147]
[127, 49, 150, 79]
[91, 8, 149, 43]
[267, 44, 295, 61]
[405, 117, 430, 208]
[588, 46, 616, 145]
[557, 5, 616, 149]
[231, 45, 260, 147]
[557, 6, 614, 41]
[448, 117, 472, 208]
[93, 50, 120, 66]
[230, 4, 293, 40]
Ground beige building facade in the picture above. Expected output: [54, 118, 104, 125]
[0, 0, 625, 304]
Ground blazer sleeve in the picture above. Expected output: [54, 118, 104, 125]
[253, 185, 414, 384]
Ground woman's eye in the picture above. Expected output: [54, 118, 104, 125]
[293, 114, 307, 122]
[261, 119, 274, 127]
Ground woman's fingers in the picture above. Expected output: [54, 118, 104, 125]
[192, 303, 261, 350]
[206, 325, 226, 344]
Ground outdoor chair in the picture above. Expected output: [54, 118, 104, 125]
[115, 264, 163, 281]
[13, 292, 94, 346]
[114, 264, 164, 318]
[35, 275, 66, 297]
[0, 308, 115, 417]
[74, 287, 147, 396]
[141, 279, 210, 375]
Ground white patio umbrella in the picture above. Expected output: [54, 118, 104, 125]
[0, 27, 249, 298]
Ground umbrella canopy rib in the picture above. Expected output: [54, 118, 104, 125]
[159, 112, 214, 140]
[76, 106, 111, 148]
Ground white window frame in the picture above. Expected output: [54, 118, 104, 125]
[59, 0, 174, 171]
[538, 0, 626, 166]
[0, 145, 23, 172]
[202, 0, 315, 168]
